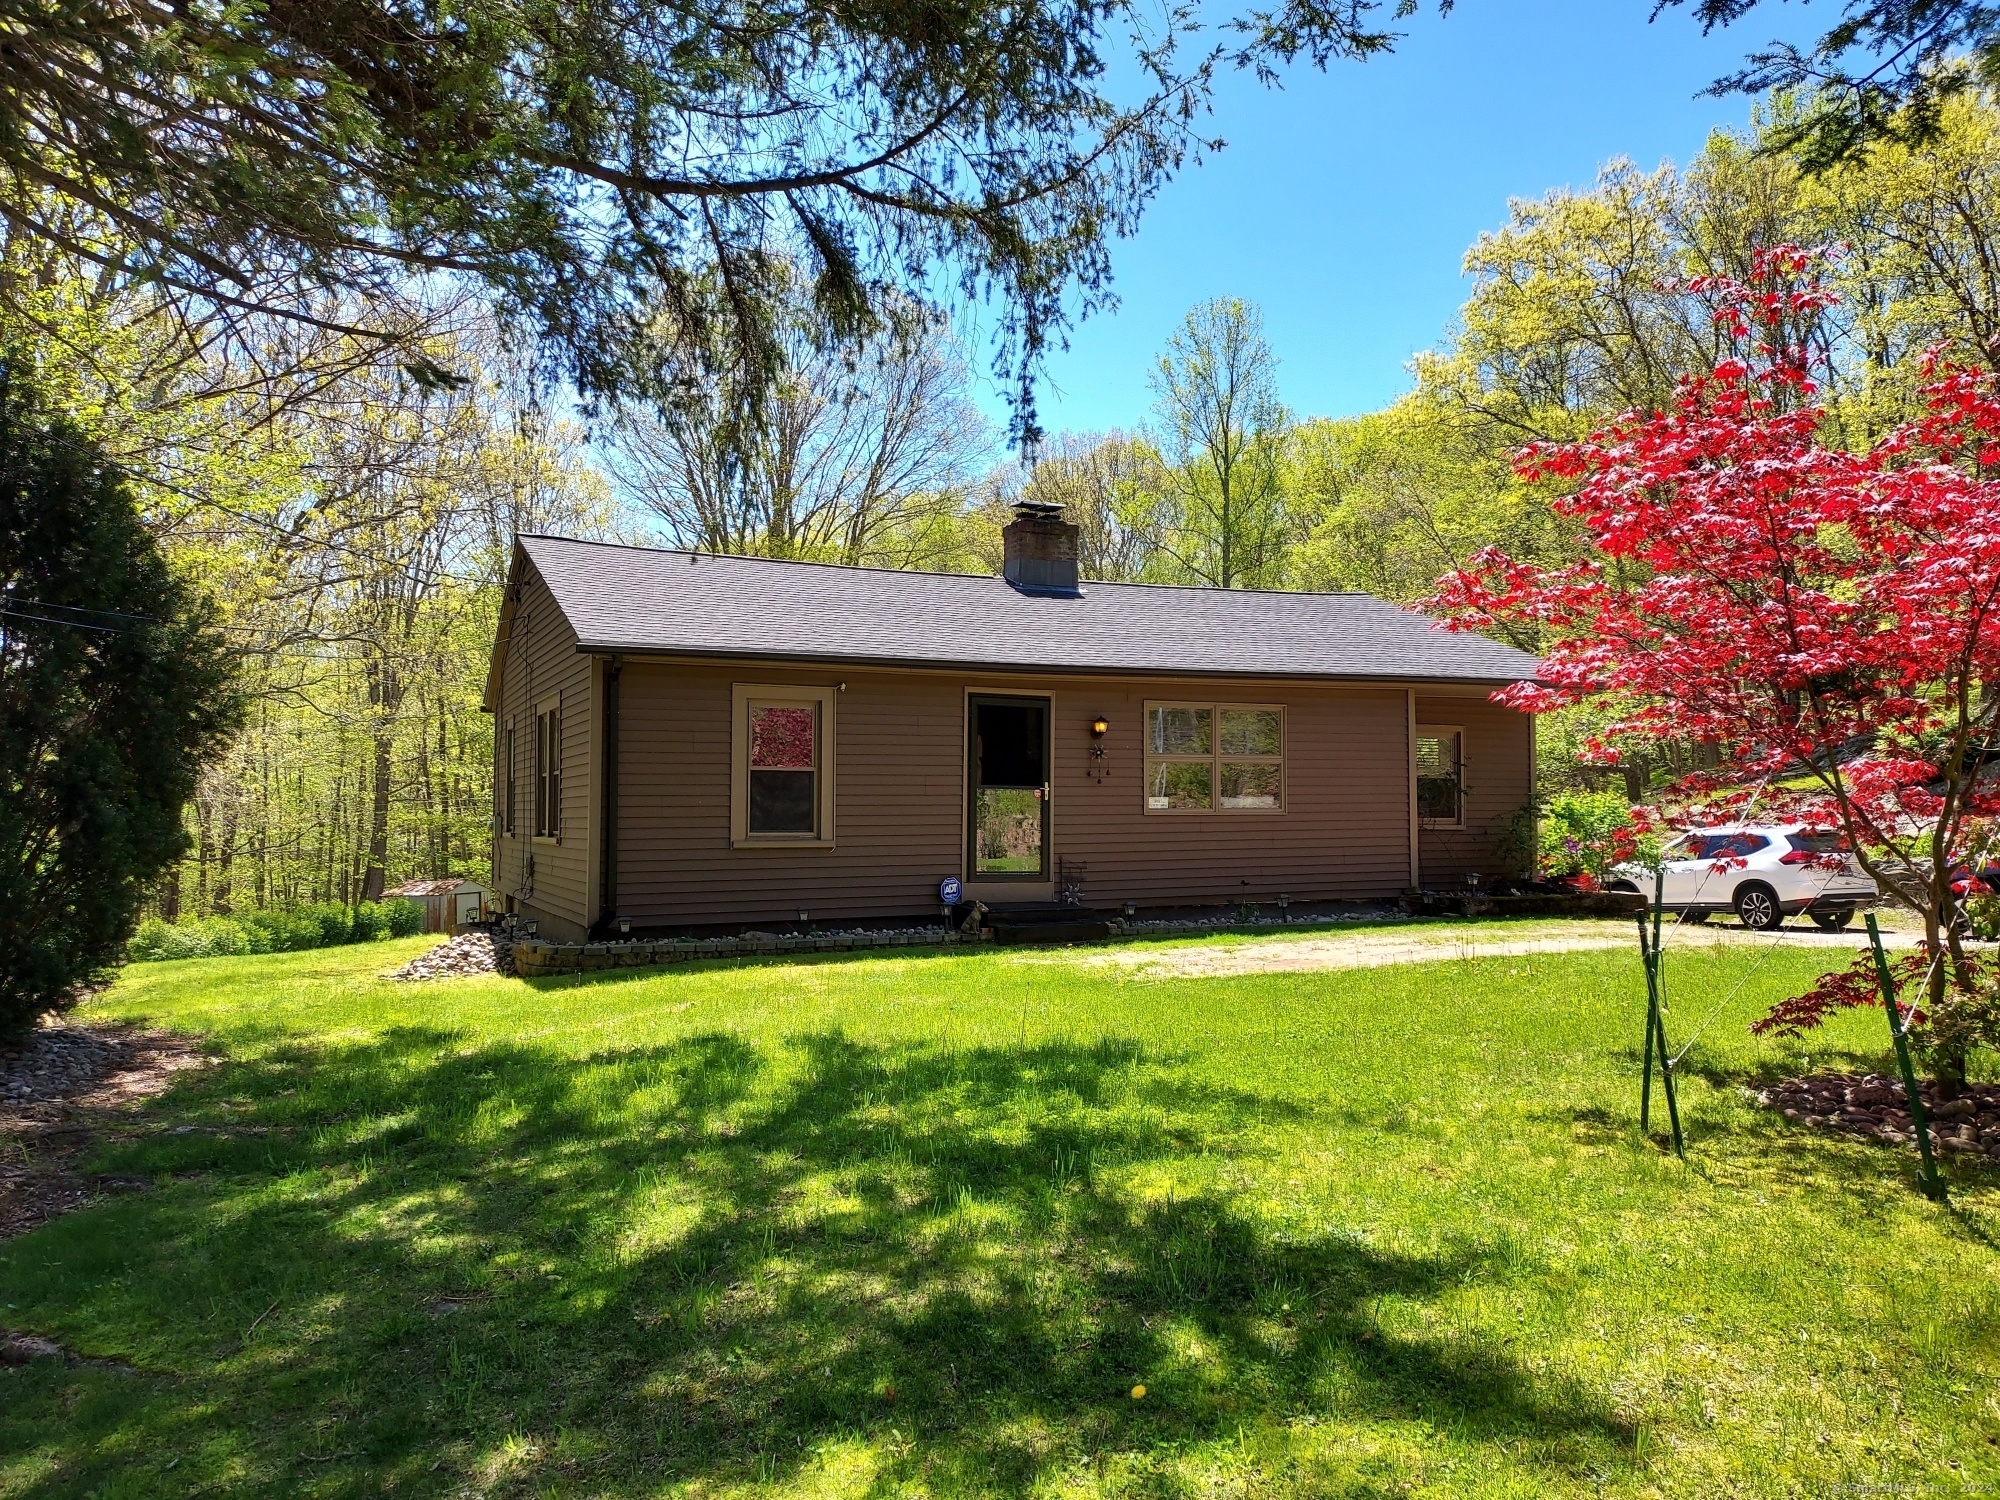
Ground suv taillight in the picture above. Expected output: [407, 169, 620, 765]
[1778, 851, 1817, 865]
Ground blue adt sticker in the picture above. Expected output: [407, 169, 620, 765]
[939, 877, 963, 905]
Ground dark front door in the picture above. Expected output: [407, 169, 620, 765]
[968, 695, 1050, 881]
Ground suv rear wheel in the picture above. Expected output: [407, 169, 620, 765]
[1809, 908, 1855, 932]
[1735, 882, 1783, 932]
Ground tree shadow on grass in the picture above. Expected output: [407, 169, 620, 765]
[1, 1026, 1635, 1498]
[1547, 1042, 2000, 1209]
[513, 941, 989, 993]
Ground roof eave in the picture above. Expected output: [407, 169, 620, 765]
[481, 543, 528, 713]
[567, 637, 1540, 689]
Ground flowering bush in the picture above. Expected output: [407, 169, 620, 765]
[1535, 791, 1656, 883]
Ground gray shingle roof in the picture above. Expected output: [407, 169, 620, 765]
[515, 535, 1540, 684]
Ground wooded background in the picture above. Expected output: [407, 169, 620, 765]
[18, 91, 2000, 916]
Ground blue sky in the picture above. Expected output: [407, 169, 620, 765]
[973, 0, 1821, 440]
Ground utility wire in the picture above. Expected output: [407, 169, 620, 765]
[0, 607, 121, 632]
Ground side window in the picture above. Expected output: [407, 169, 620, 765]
[1415, 727, 1463, 827]
[503, 724, 516, 836]
[534, 699, 561, 839]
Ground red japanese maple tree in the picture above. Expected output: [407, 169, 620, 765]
[1429, 246, 2000, 1085]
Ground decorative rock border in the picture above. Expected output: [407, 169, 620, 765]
[510, 926, 970, 976]
[1758, 1072, 2000, 1160]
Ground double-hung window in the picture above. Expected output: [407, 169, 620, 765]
[732, 684, 837, 846]
[1415, 726, 1463, 828]
[502, 724, 516, 835]
[534, 698, 561, 840]
[1144, 702, 1285, 812]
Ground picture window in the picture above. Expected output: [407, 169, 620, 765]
[1144, 703, 1284, 813]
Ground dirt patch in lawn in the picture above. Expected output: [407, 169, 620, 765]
[1050, 919, 1918, 980]
[0, 1021, 211, 1243]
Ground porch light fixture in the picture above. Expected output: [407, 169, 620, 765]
[1088, 715, 1111, 780]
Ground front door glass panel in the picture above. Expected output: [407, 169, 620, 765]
[972, 698, 1048, 877]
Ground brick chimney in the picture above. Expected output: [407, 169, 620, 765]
[1002, 501, 1081, 595]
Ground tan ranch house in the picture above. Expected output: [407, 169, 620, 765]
[482, 506, 1542, 943]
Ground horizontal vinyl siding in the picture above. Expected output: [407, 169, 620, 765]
[610, 666, 1507, 925]
[617, 665, 961, 924]
[491, 566, 593, 935]
[1051, 683, 1412, 907]
[1416, 694, 1534, 885]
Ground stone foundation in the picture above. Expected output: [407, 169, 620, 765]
[510, 927, 976, 976]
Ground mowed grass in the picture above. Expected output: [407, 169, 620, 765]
[3, 923, 1998, 1498]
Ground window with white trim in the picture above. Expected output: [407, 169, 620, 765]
[1415, 726, 1463, 828]
[732, 684, 837, 846]
[1144, 702, 1284, 812]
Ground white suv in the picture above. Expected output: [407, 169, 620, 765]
[1608, 824, 1879, 931]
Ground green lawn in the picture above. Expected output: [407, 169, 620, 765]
[3, 924, 1997, 1498]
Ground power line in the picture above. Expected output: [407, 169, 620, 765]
[5, 597, 156, 623]
[0, 607, 120, 632]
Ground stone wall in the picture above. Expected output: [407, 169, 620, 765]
[510, 927, 976, 976]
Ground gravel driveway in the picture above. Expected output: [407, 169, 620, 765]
[1027, 917, 1922, 980]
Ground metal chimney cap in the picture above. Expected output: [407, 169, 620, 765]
[1014, 500, 1065, 520]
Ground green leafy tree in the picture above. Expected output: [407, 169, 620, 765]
[0, 363, 240, 1037]
[1, 0, 1428, 436]
[1287, 397, 1576, 619]
[1149, 297, 1293, 588]
[1671, 2, 2000, 169]
[1013, 431, 1172, 582]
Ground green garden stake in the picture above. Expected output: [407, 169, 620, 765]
[1652, 866, 1666, 966]
[1635, 885, 1685, 1160]
[1865, 913, 1948, 1203]
[1637, 912, 1656, 1134]
[1636, 868, 1667, 1133]
[1652, 955, 1686, 1161]
[1635, 924, 1686, 1158]
[1649, 868, 1685, 1157]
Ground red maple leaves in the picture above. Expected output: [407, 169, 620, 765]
[1429, 246, 2000, 1050]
